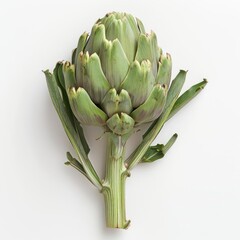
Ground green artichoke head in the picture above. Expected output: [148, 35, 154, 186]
[63, 12, 172, 135]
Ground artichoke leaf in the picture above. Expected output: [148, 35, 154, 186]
[44, 69, 101, 189]
[101, 88, 132, 117]
[65, 152, 86, 175]
[80, 52, 111, 104]
[62, 62, 77, 90]
[125, 14, 140, 37]
[74, 118, 90, 155]
[65, 152, 93, 184]
[84, 25, 105, 54]
[135, 32, 160, 76]
[98, 13, 115, 32]
[141, 133, 178, 163]
[99, 39, 130, 89]
[55, 62, 90, 155]
[131, 84, 167, 124]
[167, 79, 208, 120]
[71, 48, 77, 64]
[106, 17, 137, 62]
[156, 53, 172, 88]
[107, 113, 135, 136]
[136, 17, 146, 33]
[53, 62, 75, 128]
[120, 60, 155, 107]
[143, 70, 187, 139]
[56, 62, 65, 89]
[164, 70, 187, 110]
[127, 70, 186, 170]
[68, 87, 108, 126]
[44, 69, 83, 155]
[74, 32, 88, 65]
[76, 52, 84, 86]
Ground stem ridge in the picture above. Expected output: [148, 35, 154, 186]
[102, 133, 129, 229]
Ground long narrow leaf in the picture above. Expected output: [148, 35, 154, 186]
[66, 152, 86, 174]
[74, 119, 90, 155]
[167, 79, 207, 120]
[65, 152, 94, 184]
[54, 62, 90, 155]
[128, 71, 186, 170]
[54, 63, 74, 126]
[44, 70, 101, 189]
[143, 70, 187, 139]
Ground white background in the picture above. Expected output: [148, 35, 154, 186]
[1, 0, 240, 239]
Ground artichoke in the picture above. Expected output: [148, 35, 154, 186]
[44, 12, 207, 229]
[65, 12, 171, 134]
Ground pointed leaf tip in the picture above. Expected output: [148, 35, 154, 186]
[131, 84, 167, 124]
[68, 87, 107, 126]
[167, 78, 207, 120]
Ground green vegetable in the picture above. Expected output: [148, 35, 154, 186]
[44, 12, 207, 229]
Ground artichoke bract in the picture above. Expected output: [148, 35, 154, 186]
[44, 12, 207, 229]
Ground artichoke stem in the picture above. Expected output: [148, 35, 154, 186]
[102, 133, 130, 229]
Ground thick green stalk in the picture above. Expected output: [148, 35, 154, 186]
[102, 133, 130, 229]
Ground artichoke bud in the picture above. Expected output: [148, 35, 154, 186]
[62, 61, 76, 90]
[101, 88, 132, 117]
[120, 60, 155, 107]
[131, 84, 167, 124]
[106, 113, 135, 136]
[99, 39, 129, 89]
[68, 87, 107, 126]
[59, 12, 173, 131]
[156, 53, 172, 88]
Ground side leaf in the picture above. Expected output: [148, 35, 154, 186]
[74, 119, 90, 155]
[65, 152, 86, 174]
[72, 48, 77, 64]
[141, 133, 178, 162]
[143, 70, 187, 139]
[127, 71, 186, 170]
[167, 79, 207, 120]
[54, 62, 90, 155]
[54, 63, 74, 125]
[44, 69, 102, 189]
[65, 152, 93, 184]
